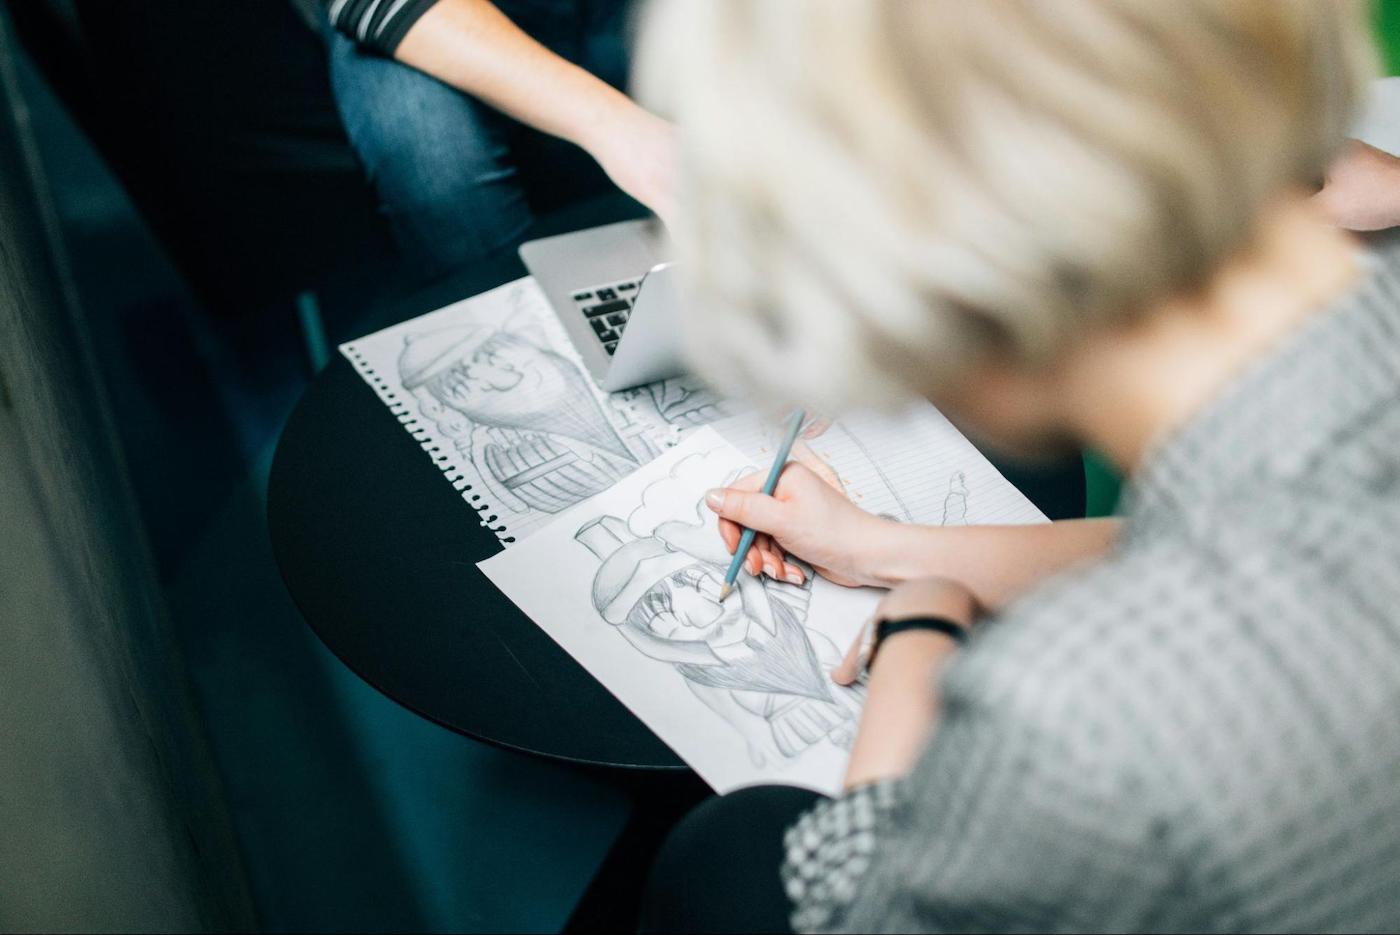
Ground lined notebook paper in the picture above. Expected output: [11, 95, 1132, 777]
[712, 403, 1047, 528]
[339, 277, 732, 544]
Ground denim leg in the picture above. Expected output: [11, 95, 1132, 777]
[327, 32, 533, 277]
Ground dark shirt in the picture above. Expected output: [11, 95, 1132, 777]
[300, 0, 441, 56]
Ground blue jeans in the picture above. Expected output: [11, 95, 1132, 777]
[327, 0, 632, 278]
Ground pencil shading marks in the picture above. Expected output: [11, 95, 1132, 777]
[345, 277, 742, 544]
[630, 378, 731, 429]
[574, 448, 865, 767]
[398, 314, 646, 516]
[942, 471, 969, 526]
[608, 376, 732, 461]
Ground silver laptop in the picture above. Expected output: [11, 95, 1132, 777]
[519, 218, 684, 392]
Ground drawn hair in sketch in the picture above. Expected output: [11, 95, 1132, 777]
[398, 318, 639, 514]
[573, 450, 864, 766]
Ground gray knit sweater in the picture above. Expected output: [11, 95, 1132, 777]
[783, 245, 1400, 933]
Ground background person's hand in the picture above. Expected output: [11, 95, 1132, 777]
[588, 107, 678, 225]
[1315, 139, 1400, 232]
[704, 460, 893, 588]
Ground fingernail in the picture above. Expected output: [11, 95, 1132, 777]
[763, 562, 778, 579]
[705, 489, 724, 511]
[786, 571, 803, 585]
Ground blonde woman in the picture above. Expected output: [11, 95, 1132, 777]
[638, 1, 1400, 932]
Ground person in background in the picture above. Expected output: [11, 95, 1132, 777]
[1318, 138, 1400, 230]
[307, 0, 1391, 282]
[637, 1, 1400, 932]
[308, 0, 673, 277]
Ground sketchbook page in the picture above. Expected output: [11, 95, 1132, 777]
[712, 401, 1047, 528]
[479, 427, 878, 796]
[339, 277, 732, 545]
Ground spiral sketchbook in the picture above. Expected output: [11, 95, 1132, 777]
[339, 276, 1047, 548]
[340, 277, 734, 544]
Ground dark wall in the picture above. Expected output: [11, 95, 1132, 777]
[0, 5, 255, 930]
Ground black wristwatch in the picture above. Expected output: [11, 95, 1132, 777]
[869, 615, 968, 667]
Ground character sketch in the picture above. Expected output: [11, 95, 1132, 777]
[574, 451, 865, 767]
[398, 316, 652, 515]
[942, 471, 969, 526]
[629, 377, 731, 429]
[610, 377, 733, 460]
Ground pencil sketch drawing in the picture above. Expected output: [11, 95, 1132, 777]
[398, 316, 649, 515]
[609, 377, 732, 461]
[628, 378, 731, 429]
[942, 471, 969, 525]
[574, 449, 865, 767]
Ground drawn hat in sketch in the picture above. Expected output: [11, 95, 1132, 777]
[574, 516, 726, 667]
[398, 325, 633, 461]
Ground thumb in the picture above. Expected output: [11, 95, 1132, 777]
[705, 487, 789, 536]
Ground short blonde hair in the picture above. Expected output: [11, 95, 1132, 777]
[638, 0, 1375, 412]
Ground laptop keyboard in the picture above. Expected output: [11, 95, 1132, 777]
[571, 276, 643, 356]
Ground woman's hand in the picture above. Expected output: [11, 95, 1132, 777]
[838, 577, 978, 789]
[705, 461, 895, 587]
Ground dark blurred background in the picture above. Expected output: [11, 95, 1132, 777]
[1, 1, 626, 930]
[1, 0, 1397, 931]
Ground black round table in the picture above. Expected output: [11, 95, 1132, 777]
[268, 235, 1087, 776]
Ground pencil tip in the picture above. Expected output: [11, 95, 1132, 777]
[718, 583, 733, 601]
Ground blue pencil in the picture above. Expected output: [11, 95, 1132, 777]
[719, 408, 807, 601]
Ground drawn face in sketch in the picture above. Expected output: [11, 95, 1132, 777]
[398, 325, 632, 460]
[630, 563, 753, 647]
[575, 514, 831, 701]
[573, 448, 865, 765]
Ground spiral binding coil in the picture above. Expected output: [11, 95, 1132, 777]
[343, 343, 517, 546]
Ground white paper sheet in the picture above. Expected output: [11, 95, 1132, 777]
[339, 277, 732, 544]
[712, 402, 1048, 528]
[479, 428, 880, 795]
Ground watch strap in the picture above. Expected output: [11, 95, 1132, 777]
[869, 615, 968, 667]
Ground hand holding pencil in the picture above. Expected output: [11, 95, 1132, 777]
[706, 412, 888, 592]
[715, 410, 806, 600]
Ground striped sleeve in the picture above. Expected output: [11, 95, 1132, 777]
[324, 0, 441, 56]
